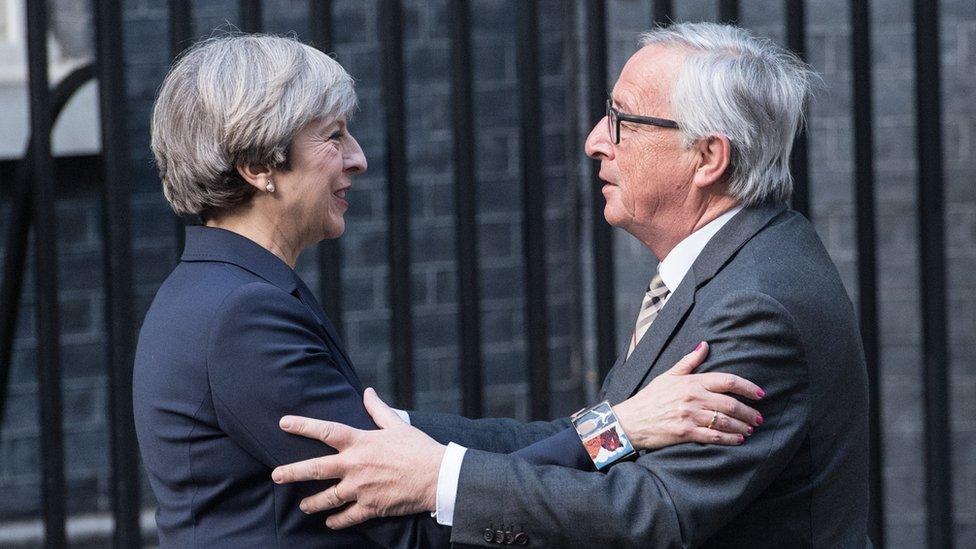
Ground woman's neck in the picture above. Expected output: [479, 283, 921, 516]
[205, 207, 305, 268]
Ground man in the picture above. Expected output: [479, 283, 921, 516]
[272, 23, 870, 547]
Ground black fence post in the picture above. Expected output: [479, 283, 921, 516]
[653, 0, 674, 27]
[0, 158, 33, 430]
[719, 0, 739, 24]
[785, 0, 810, 219]
[448, 0, 484, 418]
[913, 1, 953, 547]
[309, 1, 345, 338]
[1, 65, 94, 434]
[378, 0, 415, 408]
[239, 0, 262, 33]
[849, 1, 884, 546]
[25, 0, 67, 545]
[168, 0, 192, 256]
[95, 0, 142, 545]
[515, 0, 551, 420]
[586, 1, 617, 381]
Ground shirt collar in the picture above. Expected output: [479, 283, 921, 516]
[658, 205, 743, 293]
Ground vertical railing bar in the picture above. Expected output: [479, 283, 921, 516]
[515, 0, 551, 420]
[653, 0, 674, 27]
[849, 2, 884, 546]
[379, 0, 414, 408]
[913, 1, 952, 547]
[586, 1, 616, 381]
[309, 0, 345, 338]
[719, 0, 739, 24]
[449, 0, 484, 418]
[0, 155, 32, 428]
[95, 0, 141, 546]
[785, 0, 810, 219]
[1, 64, 95, 430]
[239, 0, 262, 33]
[168, 0, 192, 257]
[25, 0, 67, 544]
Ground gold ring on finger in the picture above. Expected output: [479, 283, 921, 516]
[707, 409, 719, 430]
[333, 485, 345, 505]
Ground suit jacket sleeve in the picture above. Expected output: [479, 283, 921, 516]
[408, 409, 572, 453]
[449, 290, 810, 548]
[206, 282, 450, 549]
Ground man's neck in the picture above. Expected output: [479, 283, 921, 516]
[644, 197, 740, 261]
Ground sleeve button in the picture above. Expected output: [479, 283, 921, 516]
[514, 532, 529, 545]
[495, 530, 505, 544]
[503, 530, 514, 544]
[483, 529, 495, 543]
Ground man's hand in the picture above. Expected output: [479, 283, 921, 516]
[271, 388, 447, 529]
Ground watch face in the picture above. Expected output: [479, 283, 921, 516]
[571, 402, 635, 469]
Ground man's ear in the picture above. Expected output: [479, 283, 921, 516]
[691, 135, 731, 189]
[235, 163, 273, 192]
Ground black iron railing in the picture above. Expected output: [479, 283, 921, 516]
[0, 1, 956, 547]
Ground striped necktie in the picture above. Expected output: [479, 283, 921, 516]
[626, 272, 670, 359]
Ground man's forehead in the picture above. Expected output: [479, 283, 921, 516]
[612, 45, 682, 110]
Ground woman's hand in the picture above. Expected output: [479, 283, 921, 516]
[612, 342, 765, 450]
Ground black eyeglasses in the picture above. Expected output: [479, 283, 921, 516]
[606, 98, 679, 144]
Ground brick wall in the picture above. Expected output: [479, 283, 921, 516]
[0, 1, 972, 547]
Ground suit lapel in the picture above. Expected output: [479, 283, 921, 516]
[601, 202, 789, 403]
[293, 282, 364, 392]
[604, 282, 695, 403]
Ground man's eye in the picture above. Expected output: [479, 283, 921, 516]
[329, 131, 344, 141]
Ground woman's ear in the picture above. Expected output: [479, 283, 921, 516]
[691, 135, 731, 190]
[235, 163, 274, 193]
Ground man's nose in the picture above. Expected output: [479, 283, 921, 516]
[584, 117, 611, 160]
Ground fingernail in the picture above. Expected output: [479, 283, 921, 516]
[280, 417, 292, 429]
[746, 426, 753, 435]
[272, 470, 283, 483]
[300, 501, 309, 514]
[738, 434, 745, 444]
[694, 341, 705, 352]
[756, 414, 764, 426]
[756, 388, 765, 398]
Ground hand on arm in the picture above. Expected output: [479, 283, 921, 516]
[272, 388, 446, 529]
[612, 341, 765, 450]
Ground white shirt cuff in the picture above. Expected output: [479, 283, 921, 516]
[393, 408, 410, 424]
[432, 442, 467, 526]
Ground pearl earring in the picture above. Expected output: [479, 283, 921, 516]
[266, 180, 275, 193]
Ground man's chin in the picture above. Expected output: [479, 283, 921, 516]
[603, 205, 626, 229]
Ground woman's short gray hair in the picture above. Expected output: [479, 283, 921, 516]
[640, 22, 819, 206]
[151, 34, 357, 217]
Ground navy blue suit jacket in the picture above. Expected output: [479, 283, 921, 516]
[133, 226, 451, 548]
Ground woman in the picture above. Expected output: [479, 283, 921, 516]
[133, 34, 762, 548]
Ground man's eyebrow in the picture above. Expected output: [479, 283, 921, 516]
[609, 93, 631, 111]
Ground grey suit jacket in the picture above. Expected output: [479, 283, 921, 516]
[413, 203, 870, 548]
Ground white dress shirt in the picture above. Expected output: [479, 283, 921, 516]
[417, 205, 744, 526]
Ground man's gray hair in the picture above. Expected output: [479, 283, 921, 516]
[151, 34, 357, 216]
[640, 22, 818, 206]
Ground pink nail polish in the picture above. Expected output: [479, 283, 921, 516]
[738, 434, 745, 444]
[756, 388, 765, 398]
[694, 341, 705, 352]
[747, 426, 753, 435]
[756, 414, 764, 426]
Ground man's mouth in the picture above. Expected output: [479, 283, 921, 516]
[334, 187, 350, 206]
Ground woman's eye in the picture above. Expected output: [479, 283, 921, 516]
[329, 131, 344, 141]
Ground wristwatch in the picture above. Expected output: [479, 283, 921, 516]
[570, 400, 637, 470]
